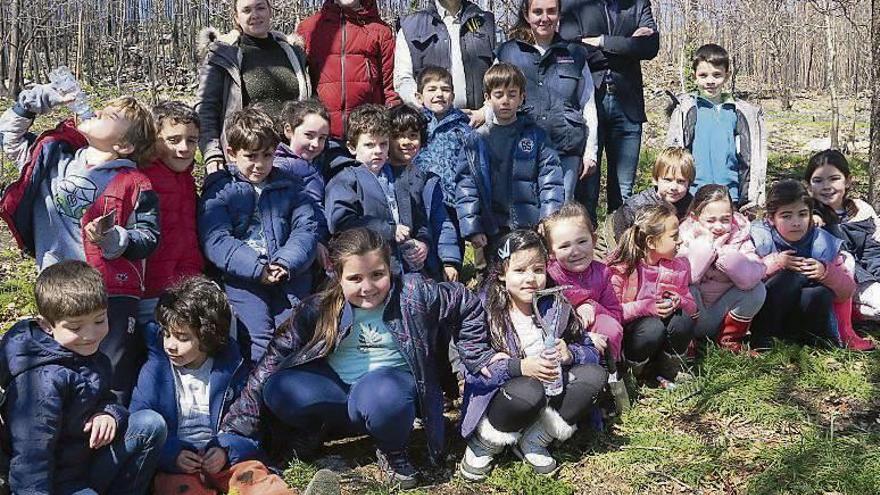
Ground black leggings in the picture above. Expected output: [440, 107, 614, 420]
[485, 364, 608, 433]
[751, 270, 836, 347]
[624, 311, 695, 362]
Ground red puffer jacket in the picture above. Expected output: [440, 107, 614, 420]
[140, 159, 204, 298]
[296, 0, 400, 138]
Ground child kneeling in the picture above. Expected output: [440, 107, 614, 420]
[1, 261, 166, 494]
[459, 230, 607, 481]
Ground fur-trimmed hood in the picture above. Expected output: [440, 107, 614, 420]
[197, 27, 305, 58]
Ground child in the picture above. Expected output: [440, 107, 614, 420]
[0, 86, 160, 405]
[199, 108, 319, 364]
[607, 203, 698, 385]
[806, 150, 877, 349]
[678, 185, 766, 352]
[595, 147, 695, 260]
[325, 104, 431, 275]
[455, 63, 564, 250]
[138, 101, 205, 324]
[541, 202, 623, 362]
[218, 228, 495, 490]
[666, 43, 768, 210]
[750, 179, 856, 349]
[389, 103, 462, 281]
[458, 230, 607, 480]
[0, 261, 166, 494]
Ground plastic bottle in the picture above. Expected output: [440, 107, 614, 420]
[48, 66, 94, 119]
[542, 332, 563, 396]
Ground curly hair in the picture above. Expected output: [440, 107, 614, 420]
[156, 276, 231, 356]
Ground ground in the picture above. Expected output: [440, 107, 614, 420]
[1, 91, 878, 494]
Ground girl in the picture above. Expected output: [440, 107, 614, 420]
[750, 179, 856, 349]
[678, 185, 766, 352]
[805, 149, 877, 350]
[606, 203, 698, 385]
[459, 230, 607, 480]
[218, 228, 495, 490]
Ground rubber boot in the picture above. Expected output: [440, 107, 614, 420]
[655, 351, 693, 383]
[513, 407, 576, 475]
[834, 299, 874, 351]
[718, 312, 751, 353]
[459, 418, 520, 481]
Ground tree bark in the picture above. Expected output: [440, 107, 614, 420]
[870, 0, 880, 208]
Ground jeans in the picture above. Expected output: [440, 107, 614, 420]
[624, 311, 695, 362]
[102, 296, 145, 406]
[262, 361, 418, 453]
[69, 410, 167, 495]
[578, 92, 643, 222]
[559, 154, 582, 202]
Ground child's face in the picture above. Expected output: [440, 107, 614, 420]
[695, 199, 733, 238]
[40, 309, 109, 357]
[694, 61, 730, 99]
[228, 146, 274, 184]
[339, 250, 392, 309]
[285, 114, 330, 162]
[809, 164, 850, 211]
[653, 169, 690, 204]
[485, 85, 525, 125]
[501, 247, 547, 309]
[155, 121, 199, 172]
[769, 200, 812, 243]
[78, 106, 134, 157]
[417, 79, 455, 115]
[349, 132, 389, 174]
[162, 324, 209, 369]
[547, 219, 594, 273]
[647, 215, 681, 261]
[389, 129, 422, 166]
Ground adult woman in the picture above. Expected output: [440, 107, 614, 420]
[218, 228, 494, 489]
[196, 0, 312, 173]
[496, 0, 598, 202]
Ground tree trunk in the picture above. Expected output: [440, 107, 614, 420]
[869, 0, 880, 208]
[824, 0, 840, 149]
[8, 0, 22, 97]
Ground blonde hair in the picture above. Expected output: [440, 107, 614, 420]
[652, 147, 696, 183]
[607, 203, 677, 276]
[106, 96, 157, 165]
[540, 201, 596, 246]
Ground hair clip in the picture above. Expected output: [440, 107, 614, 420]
[497, 238, 512, 260]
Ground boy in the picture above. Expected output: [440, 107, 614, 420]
[0, 261, 166, 494]
[0, 86, 160, 405]
[199, 108, 319, 365]
[325, 104, 430, 275]
[455, 63, 564, 248]
[138, 101, 205, 325]
[594, 147, 695, 260]
[666, 43, 767, 210]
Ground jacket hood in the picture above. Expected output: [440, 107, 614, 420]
[845, 198, 878, 224]
[274, 142, 303, 161]
[1, 320, 79, 378]
[679, 211, 752, 247]
[320, 0, 382, 23]
[197, 27, 305, 58]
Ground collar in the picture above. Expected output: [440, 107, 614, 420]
[434, 0, 463, 19]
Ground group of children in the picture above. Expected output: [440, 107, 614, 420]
[0, 40, 876, 494]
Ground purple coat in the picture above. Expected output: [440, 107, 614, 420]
[459, 292, 601, 438]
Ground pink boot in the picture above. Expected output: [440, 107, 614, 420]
[834, 299, 874, 351]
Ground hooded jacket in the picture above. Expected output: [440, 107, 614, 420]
[196, 28, 311, 165]
[547, 259, 622, 321]
[296, 0, 400, 138]
[608, 257, 698, 323]
[273, 143, 330, 241]
[1, 320, 129, 494]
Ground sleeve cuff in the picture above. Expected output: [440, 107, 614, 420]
[507, 357, 523, 377]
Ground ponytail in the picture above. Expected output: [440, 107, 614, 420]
[607, 203, 677, 276]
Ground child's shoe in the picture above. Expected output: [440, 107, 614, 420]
[718, 312, 751, 353]
[512, 408, 576, 475]
[376, 448, 419, 489]
[460, 419, 520, 481]
[655, 351, 693, 383]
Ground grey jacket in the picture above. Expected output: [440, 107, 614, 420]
[196, 28, 312, 165]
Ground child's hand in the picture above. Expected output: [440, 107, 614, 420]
[813, 214, 826, 227]
[576, 303, 596, 328]
[202, 447, 228, 474]
[479, 352, 511, 377]
[395, 225, 411, 242]
[712, 232, 732, 250]
[18, 84, 75, 115]
[267, 263, 288, 283]
[464, 108, 487, 128]
[317, 243, 332, 270]
[443, 266, 459, 282]
[84, 218, 109, 244]
[409, 240, 428, 265]
[521, 355, 560, 383]
[632, 26, 655, 37]
[84, 413, 117, 449]
[176, 450, 203, 474]
[259, 265, 273, 285]
[799, 258, 827, 280]
[655, 297, 676, 318]
[555, 339, 573, 366]
[206, 158, 226, 175]
[468, 234, 488, 249]
[581, 157, 598, 178]
[589, 332, 608, 354]
[778, 250, 805, 271]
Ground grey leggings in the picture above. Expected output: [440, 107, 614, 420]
[694, 284, 767, 341]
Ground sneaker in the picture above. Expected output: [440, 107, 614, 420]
[376, 448, 418, 490]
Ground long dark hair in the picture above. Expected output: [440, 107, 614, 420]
[508, 0, 561, 44]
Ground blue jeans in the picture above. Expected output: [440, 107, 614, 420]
[262, 361, 418, 453]
[560, 154, 582, 202]
[103, 296, 145, 406]
[578, 92, 643, 221]
[69, 410, 167, 495]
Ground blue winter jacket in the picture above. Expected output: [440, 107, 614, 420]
[424, 174, 462, 278]
[413, 107, 475, 207]
[129, 322, 249, 473]
[1, 319, 130, 495]
[274, 143, 329, 241]
[455, 115, 564, 238]
[218, 275, 496, 466]
[199, 167, 319, 301]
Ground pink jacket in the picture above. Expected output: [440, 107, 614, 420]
[678, 212, 766, 307]
[608, 257, 698, 324]
[547, 260, 623, 322]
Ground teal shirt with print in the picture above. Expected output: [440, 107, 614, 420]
[327, 305, 410, 384]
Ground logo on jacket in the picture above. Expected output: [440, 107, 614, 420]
[54, 175, 98, 220]
[519, 138, 534, 153]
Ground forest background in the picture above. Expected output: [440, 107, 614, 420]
[2, 0, 880, 493]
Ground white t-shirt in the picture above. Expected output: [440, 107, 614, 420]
[509, 310, 544, 358]
[172, 357, 214, 450]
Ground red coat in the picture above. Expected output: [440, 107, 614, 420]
[141, 159, 204, 298]
[296, 0, 400, 138]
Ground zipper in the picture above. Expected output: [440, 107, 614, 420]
[341, 15, 348, 130]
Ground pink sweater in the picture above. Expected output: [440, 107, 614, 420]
[547, 260, 623, 322]
[608, 257, 698, 324]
